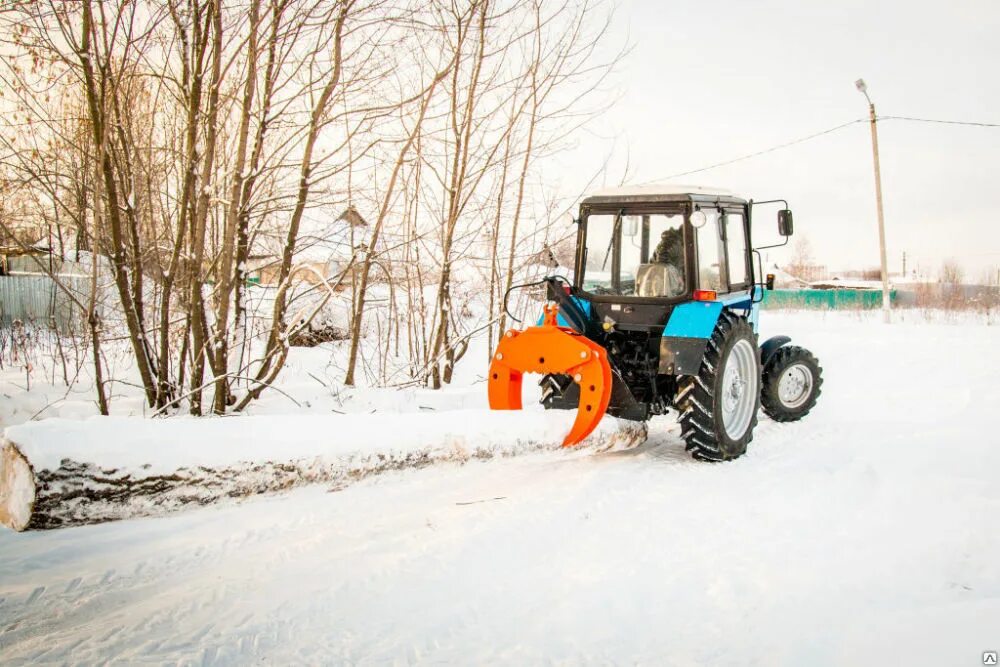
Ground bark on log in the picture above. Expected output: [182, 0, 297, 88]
[0, 413, 647, 531]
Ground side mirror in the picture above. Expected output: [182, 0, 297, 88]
[778, 209, 794, 236]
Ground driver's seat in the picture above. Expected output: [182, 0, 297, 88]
[635, 263, 685, 297]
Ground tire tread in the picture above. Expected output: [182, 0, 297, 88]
[675, 313, 759, 462]
[760, 345, 823, 422]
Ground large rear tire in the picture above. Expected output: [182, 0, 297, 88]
[760, 345, 822, 422]
[675, 312, 760, 462]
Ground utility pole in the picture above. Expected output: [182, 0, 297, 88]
[902, 251, 906, 277]
[856, 78, 891, 323]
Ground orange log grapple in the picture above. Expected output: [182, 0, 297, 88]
[488, 304, 612, 446]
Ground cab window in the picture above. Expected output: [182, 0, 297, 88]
[583, 213, 617, 293]
[695, 210, 724, 291]
[624, 214, 685, 298]
[725, 211, 749, 289]
[582, 211, 686, 297]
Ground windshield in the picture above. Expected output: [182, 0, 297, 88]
[583, 212, 686, 297]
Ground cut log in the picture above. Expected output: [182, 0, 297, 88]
[0, 411, 647, 531]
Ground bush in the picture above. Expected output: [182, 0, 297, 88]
[288, 323, 349, 347]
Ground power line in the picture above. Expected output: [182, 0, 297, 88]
[641, 119, 866, 183]
[881, 115, 1000, 128]
[641, 113, 1000, 183]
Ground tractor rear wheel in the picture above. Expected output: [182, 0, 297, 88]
[675, 312, 760, 462]
[760, 346, 822, 422]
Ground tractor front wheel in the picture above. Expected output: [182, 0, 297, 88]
[676, 312, 760, 462]
[760, 346, 823, 422]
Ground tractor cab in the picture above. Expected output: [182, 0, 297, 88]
[577, 186, 751, 301]
[489, 186, 820, 462]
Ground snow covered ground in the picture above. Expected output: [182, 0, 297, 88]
[1, 311, 999, 664]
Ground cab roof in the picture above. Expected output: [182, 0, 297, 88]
[581, 184, 747, 207]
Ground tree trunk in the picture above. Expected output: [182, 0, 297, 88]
[78, 0, 159, 408]
[0, 416, 647, 531]
[212, 0, 260, 414]
[187, 0, 225, 415]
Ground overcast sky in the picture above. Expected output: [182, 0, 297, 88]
[555, 0, 1000, 280]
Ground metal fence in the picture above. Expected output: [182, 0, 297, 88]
[0, 273, 95, 334]
[761, 288, 897, 309]
[762, 286, 1000, 310]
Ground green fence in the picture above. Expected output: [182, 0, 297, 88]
[760, 289, 897, 310]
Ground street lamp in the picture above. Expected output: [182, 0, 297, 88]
[856, 78, 891, 323]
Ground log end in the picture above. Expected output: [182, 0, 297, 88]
[1, 440, 35, 532]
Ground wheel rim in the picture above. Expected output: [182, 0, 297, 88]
[777, 363, 813, 409]
[721, 339, 758, 440]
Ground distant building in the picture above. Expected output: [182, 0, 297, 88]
[767, 265, 810, 289]
[808, 277, 888, 291]
[249, 206, 370, 287]
[783, 262, 828, 282]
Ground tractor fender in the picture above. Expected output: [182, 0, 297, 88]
[658, 301, 724, 376]
[659, 337, 709, 376]
[759, 335, 791, 367]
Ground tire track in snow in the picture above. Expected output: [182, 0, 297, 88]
[24, 586, 45, 605]
[0, 472, 479, 662]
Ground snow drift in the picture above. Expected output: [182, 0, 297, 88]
[0, 411, 647, 531]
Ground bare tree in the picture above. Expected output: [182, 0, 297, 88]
[940, 259, 965, 309]
[1, 0, 625, 410]
[786, 236, 816, 282]
[343, 57, 455, 386]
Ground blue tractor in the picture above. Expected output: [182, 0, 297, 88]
[488, 186, 823, 460]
